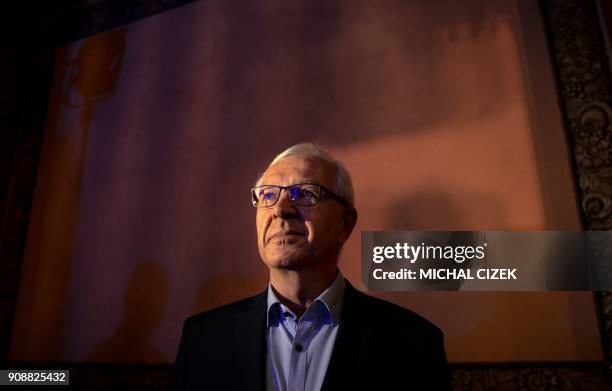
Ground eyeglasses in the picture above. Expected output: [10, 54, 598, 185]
[251, 183, 349, 208]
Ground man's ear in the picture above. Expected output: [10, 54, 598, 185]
[339, 208, 358, 244]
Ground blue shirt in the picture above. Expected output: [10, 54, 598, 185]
[265, 271, 345, 391]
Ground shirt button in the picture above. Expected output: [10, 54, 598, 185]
[295, 344, 303, 352]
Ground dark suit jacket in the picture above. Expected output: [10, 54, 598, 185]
[171, 280, 451, 390]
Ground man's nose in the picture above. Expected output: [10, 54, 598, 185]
[273, 189, 298, 218]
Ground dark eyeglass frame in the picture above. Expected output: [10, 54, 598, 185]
[251, 182, 350, 208]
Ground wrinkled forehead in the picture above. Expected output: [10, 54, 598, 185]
[258, 155, 336, 188]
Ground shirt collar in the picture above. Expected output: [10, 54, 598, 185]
[266, 269, 345, 327]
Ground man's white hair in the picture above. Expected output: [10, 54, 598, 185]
[258, 142, 355, 207]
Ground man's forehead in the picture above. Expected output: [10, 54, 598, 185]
[259, 155, 334, 186]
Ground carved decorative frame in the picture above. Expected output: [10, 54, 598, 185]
[0, 0, 611, 389]
[540, 0, 612, 368]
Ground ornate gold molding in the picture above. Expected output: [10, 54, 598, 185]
[540, 0, 612, 372]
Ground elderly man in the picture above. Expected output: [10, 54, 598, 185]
[171, 143, 451, 390]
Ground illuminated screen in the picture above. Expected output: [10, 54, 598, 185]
[9, 0, 603, 364]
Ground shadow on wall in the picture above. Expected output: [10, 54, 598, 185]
[386, 187, 506, 230]
[202, 0, 519, 170]
[87, 261, 168, 363]
[372, 187, 505, 302]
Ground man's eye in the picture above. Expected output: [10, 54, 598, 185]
[257, 189, 276, 201]
[298, 189, 315, 199]
[262, 192, 275, 200]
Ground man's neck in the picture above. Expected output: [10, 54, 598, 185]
[269, 265, 338, 318]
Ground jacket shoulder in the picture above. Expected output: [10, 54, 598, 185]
[347, 284, 443, 337]
[184, 290, 266, 329]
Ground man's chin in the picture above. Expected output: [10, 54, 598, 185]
[265, 255, 309, 271]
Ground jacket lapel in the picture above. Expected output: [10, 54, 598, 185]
[320, 281, 372, 391]
[234, 289, 268, 391]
